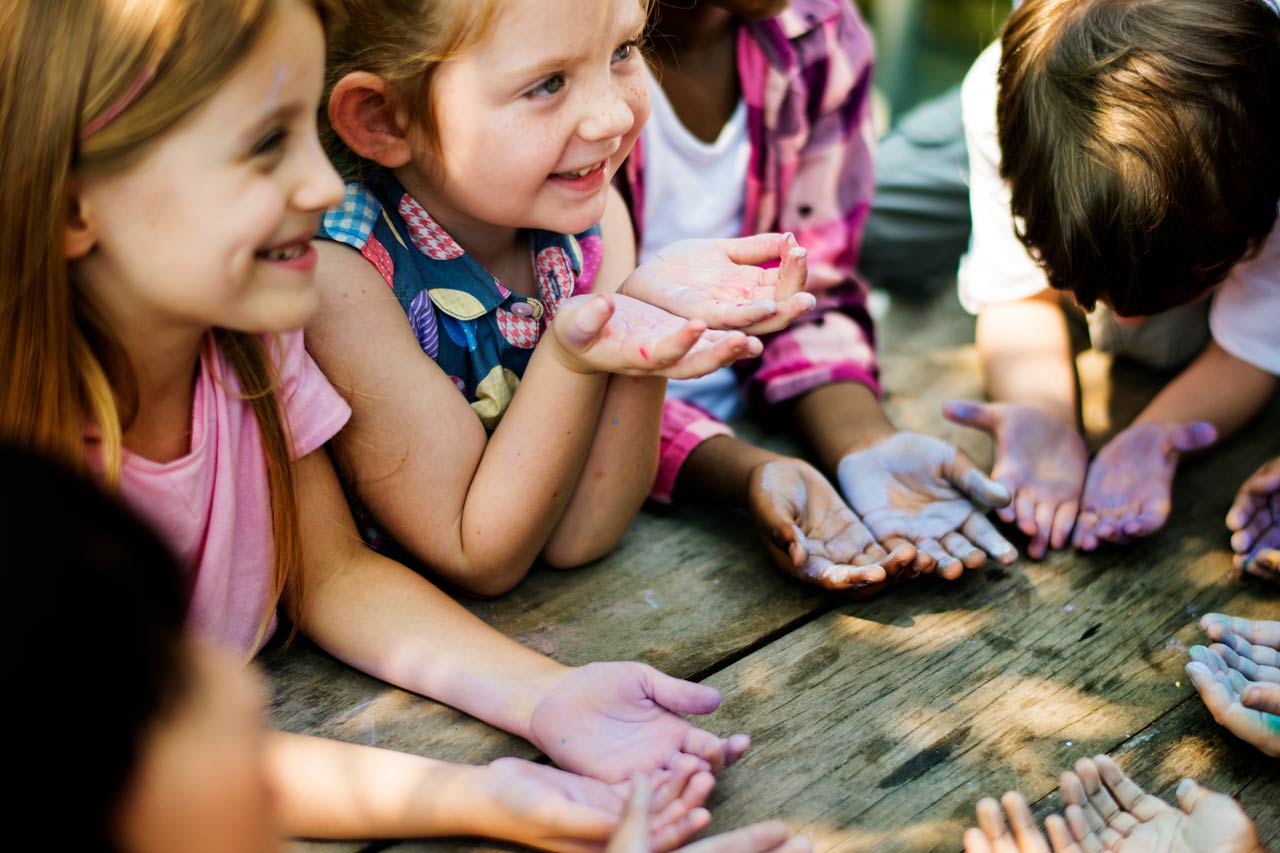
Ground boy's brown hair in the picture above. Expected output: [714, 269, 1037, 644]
[997, 0, 1280, 316]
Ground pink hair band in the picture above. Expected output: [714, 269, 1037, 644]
[80, 66, 157, 140]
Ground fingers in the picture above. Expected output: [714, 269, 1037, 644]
[715, 232, 794, 266]
[1001, 792, 1052, 852]
[774, 235, 808, 300]
[1167, 421, 1217, 454]
[1200, 613, 1280, 649]
[740, 291, 816, 336]
[676, 730, 750, 775]
[962, 827, 997, 853]
[1244, 548, 1280, 581]
[1228, 459, 1280, 530]
[560, 294, 618, 349]
[606, 773, 652, 853]
[1173, 778, 1213, 814]
[943, 399, 1001, 434]
[1119, 498, 1170, 539]
[1072, 510, 1100, 552]
[1185, 659, 1238, 724]
[1050, 501, 1078, 552]
[681, 820, 808, 853]
[648, 669, 723, 717]
[963, 513, 1019, 565]
[970, 794, 1050, 853]
[1242, 682, 1280, 715]
[944, 449, 1013, 509]
[1042, 815, 1080, 853]
[649, 809, 713, 853]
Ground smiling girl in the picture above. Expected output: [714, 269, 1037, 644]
[0, 0, 747, 845]
[310, 0, 817, 595]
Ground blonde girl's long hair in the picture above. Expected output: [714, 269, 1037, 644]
[0, 0, 313, 647]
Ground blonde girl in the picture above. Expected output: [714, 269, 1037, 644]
[0, 0, 750, 846]
[310, 0, 817, 596]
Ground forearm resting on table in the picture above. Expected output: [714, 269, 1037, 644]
[296, 449, 566, 738]
[1135, 341, 1276, 439]
[267, 732, 491, 840]
[543, 374, 666, 568]
[674, 434, 789, 507]
[976, 291, 1078, 426]
[792, 381, 895, 472]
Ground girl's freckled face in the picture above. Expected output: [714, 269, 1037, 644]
[402, 0, 650, 237]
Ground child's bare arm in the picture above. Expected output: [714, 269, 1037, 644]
[265, 732, 714, 847]
[1134, 340, 1276, 437]
[290, 447, 750, 783]
[976, 289, 1077, 423]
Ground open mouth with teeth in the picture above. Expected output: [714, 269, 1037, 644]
[551, 160, 606, 180]
[256, 244, 309, 262]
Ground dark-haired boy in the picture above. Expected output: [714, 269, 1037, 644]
[944, 0, 1280, 559]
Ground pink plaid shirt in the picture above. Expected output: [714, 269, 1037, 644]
[619, 0, 880, 501]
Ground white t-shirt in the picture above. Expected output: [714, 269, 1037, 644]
[957, 42, 1280, 375]
[640, 65, 753, 420]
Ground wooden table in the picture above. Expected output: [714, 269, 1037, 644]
[269, 291, 1280, 853]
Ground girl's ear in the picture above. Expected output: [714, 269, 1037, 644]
[328, 72, 414, 169]
[64, 177, 97, 260]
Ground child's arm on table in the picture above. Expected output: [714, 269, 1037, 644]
[309, 243, 752, 595]
[265, 732, 712, 849]
[1072, 342, 1274, 550]
[288, 446, 750, 784]
[944, 290, 1089, 559]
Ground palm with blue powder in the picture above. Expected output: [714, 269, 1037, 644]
[1226, 455, 1280, 581]
[836, 432, 1017, 580]
[1186, 613, 1280, 758]
[1072, 422, 1217, 550]
[944, 401, 1088, 559]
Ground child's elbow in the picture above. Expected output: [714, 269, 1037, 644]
[540, 532, 621, 571]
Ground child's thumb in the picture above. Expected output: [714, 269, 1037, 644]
[559, 294, 615, 349]
[943, 448, 1011, 509]
[1174, 778, 1215, 814]
[942, 400, 999, 433]
[605, 773, 652, 853]
[649, 670, 722, 716]
[1169, 421, 1217, 454]
[1242, 682, 1280, 716]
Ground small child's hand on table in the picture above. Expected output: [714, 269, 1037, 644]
[552, 293, 763, 379]
[1071, 422, 1217, 551]
[621, 234, 816, 335]
[1226, 455, 1280, 581]
[964, 755, 1265, 853]
[483, 756, 713, 853]
[747, 457, 915, 594]
[836, 432, 1017, 580]
[607, 774, 812, 853]
[943, 401, 1087, 559]
[529, 662, 752, 784]
[1186, 613, 1280, 758]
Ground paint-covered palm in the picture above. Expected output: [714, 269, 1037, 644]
[622, 233, 816, 335]
[528, 662, 751, 785]
[550, 293, 762, 379]
[1185, 613, 1280, 758]
[1072, 422, 1216, 550]
[836, 432, 1016, 579]
[747, 457, 915, 594]
[1226, 455, 1280, 581]
[944, 401, 1087, 559]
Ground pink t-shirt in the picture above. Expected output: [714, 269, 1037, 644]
[116, 331, 351, 657]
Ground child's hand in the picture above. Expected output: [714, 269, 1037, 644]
[1186, 613, 1280, 758]
[482, 757, 712, 853]
[747, 458, 915, 594]
[1226, 455, 1280, 581]
[1056, 755, 1263, 853]
[621, 234, 816, 336]
[607, 774, 811, 853]
[551, 293, 762, 379]
[836, 433, 1017, 579]
[964, 792, 1059, 853]
[943, 401, 1087, 559]
[1072, 422, 1217, 551]
[529, 662, 751, 784]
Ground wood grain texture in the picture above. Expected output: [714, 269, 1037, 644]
[273, 291, 1280, 853]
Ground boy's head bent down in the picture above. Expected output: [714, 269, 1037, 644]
[997, 0, 1280, 317]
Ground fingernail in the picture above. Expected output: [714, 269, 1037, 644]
[789, 247, 807, 259]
